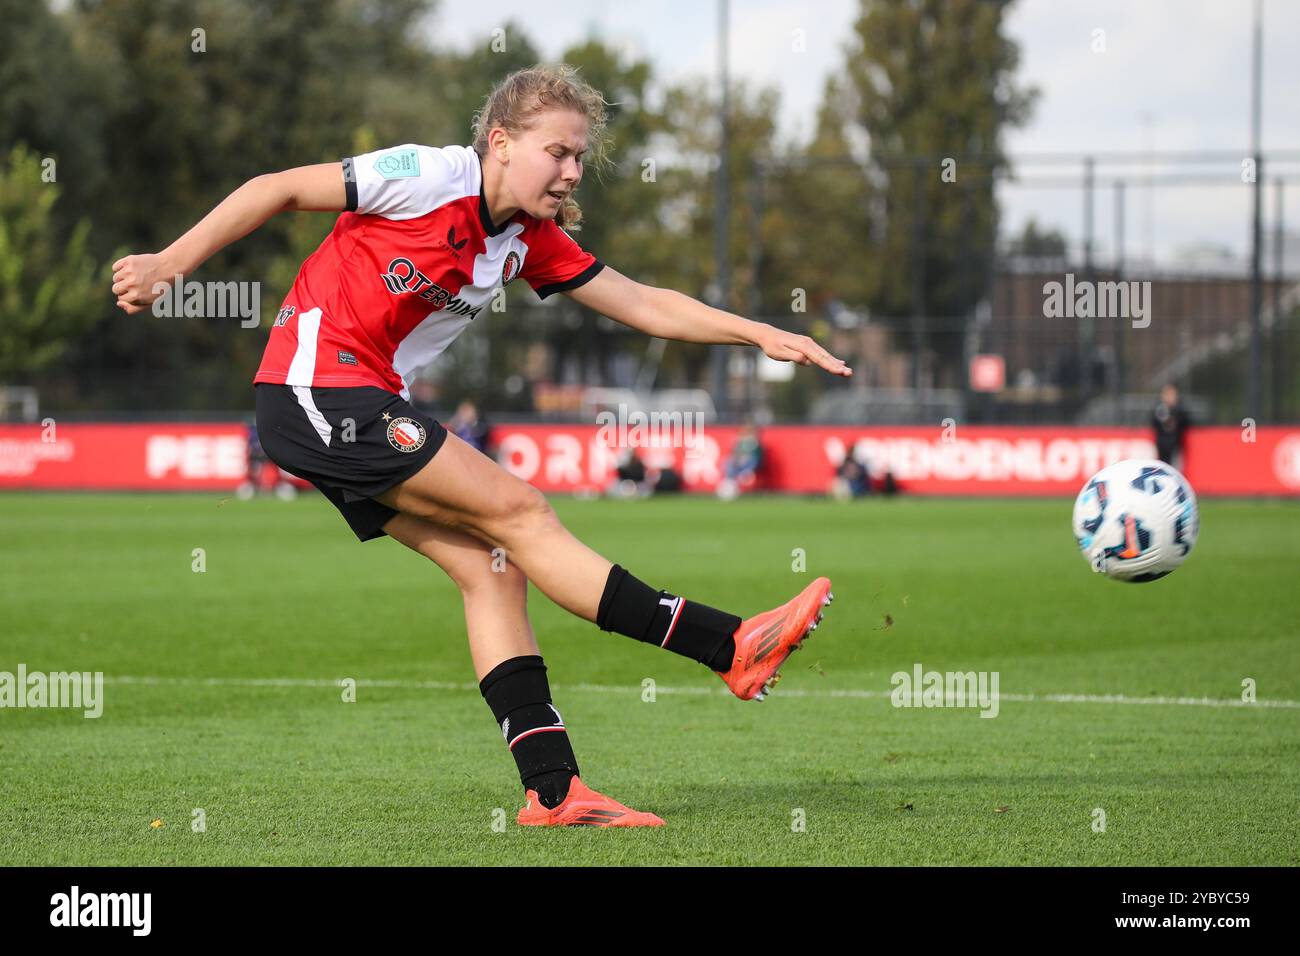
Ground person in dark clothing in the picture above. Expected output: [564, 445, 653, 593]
[832, 447, 871, 499]
[717, 425, 764, 500]
[1153, 384, 1192, 471]
[237, 421, 297, 500]
[448, 400, 491, 456]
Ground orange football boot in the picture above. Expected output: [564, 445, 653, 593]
[715, 576, 833, 701]
[516, 776, 666, 827]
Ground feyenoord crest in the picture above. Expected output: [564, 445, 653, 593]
[502, 251, 521, 285]
[386, 416, 427, 453]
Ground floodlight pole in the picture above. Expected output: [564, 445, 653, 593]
[710, 0, 732, 420]
[1247, 0, 1264, 422]
[1272, 178, 1284, 420]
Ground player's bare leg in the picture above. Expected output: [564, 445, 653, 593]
[377, 431, 610, 620]
[376, 431, 835, 703]
[379, 511, 662, 825]
[379, 513, 538, 680]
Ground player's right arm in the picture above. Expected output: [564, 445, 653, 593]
[111, 163, 347, 314]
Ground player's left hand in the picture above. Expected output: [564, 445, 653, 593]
[758, 327, 852, 377]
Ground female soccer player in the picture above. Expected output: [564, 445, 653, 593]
[111, 64, 850, 828]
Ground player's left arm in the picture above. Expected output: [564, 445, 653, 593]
[566, 265, 852, 378]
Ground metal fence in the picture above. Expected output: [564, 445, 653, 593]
[729, 148, 1300, 426]
[9, 150, 1299, 427]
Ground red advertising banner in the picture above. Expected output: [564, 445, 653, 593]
[1, 422, 1298, 496]
[0, 423, 250, 490]
[492, 423, 1300, 497]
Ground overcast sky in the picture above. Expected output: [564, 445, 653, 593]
[432, 0, 1300, 266]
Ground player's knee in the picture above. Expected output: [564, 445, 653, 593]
[518, 486, 562, 533]
[482, 484, 559, 544]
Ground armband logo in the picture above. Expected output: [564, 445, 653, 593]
[374, 148, 421, 180]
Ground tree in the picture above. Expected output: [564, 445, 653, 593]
[0, 145, 103, 382]
[1010, 218, 1068, 258]
[44, 0, 449, 409]
[648, 76, 786, 388]
[0, 0, 112, 240]
[844, 0, 1037, 384]
[763, 73, 876, 323]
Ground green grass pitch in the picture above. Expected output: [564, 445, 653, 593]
[1, 492, 1297, 866]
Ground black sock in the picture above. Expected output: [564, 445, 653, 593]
[479, 655, 578, 809]
[596, 564, 739, 671]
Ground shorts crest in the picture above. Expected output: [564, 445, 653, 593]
[386, 416, 427, 452]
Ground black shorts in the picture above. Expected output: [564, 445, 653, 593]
[254, 382, 447, 542]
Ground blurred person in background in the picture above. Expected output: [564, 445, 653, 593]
[447, 399, 491, 456]
[608, 447, 651, 498]
[1153, 383, 1192, 472]
[717, 424, 764, 501]
[237, 420, 297, 501]
[831, 442, 871, 500]
[605, 447, 682, 497]
[650, 461, 682, 494]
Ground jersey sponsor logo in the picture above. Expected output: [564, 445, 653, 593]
[379, 256, 484, 319]
[502, 250, 522, 285]
[379, 257, 419, 295]
[373, 148, 420, 179]
[274, 305, 296, 327]
[386, 416, 427, 453]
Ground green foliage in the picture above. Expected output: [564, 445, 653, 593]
[0, 145, 103, 380]
[1011, 218, 1069, 258]
[845, 0, 1037, 367]
[764, 74, 876, 323]
[0, 0, 1038, 411]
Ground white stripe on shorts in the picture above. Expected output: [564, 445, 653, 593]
[292, 385, 332, 447]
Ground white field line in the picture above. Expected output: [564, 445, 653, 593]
[105, 675, 1300, 710]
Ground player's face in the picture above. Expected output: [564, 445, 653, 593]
[512, 110, 588, 219]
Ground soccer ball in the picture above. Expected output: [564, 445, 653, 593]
[1071, 458, 1199, 582]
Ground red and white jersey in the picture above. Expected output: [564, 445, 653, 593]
[253, 143, 604, 398]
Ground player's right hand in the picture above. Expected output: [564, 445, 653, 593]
[111, 253, 172, 315]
